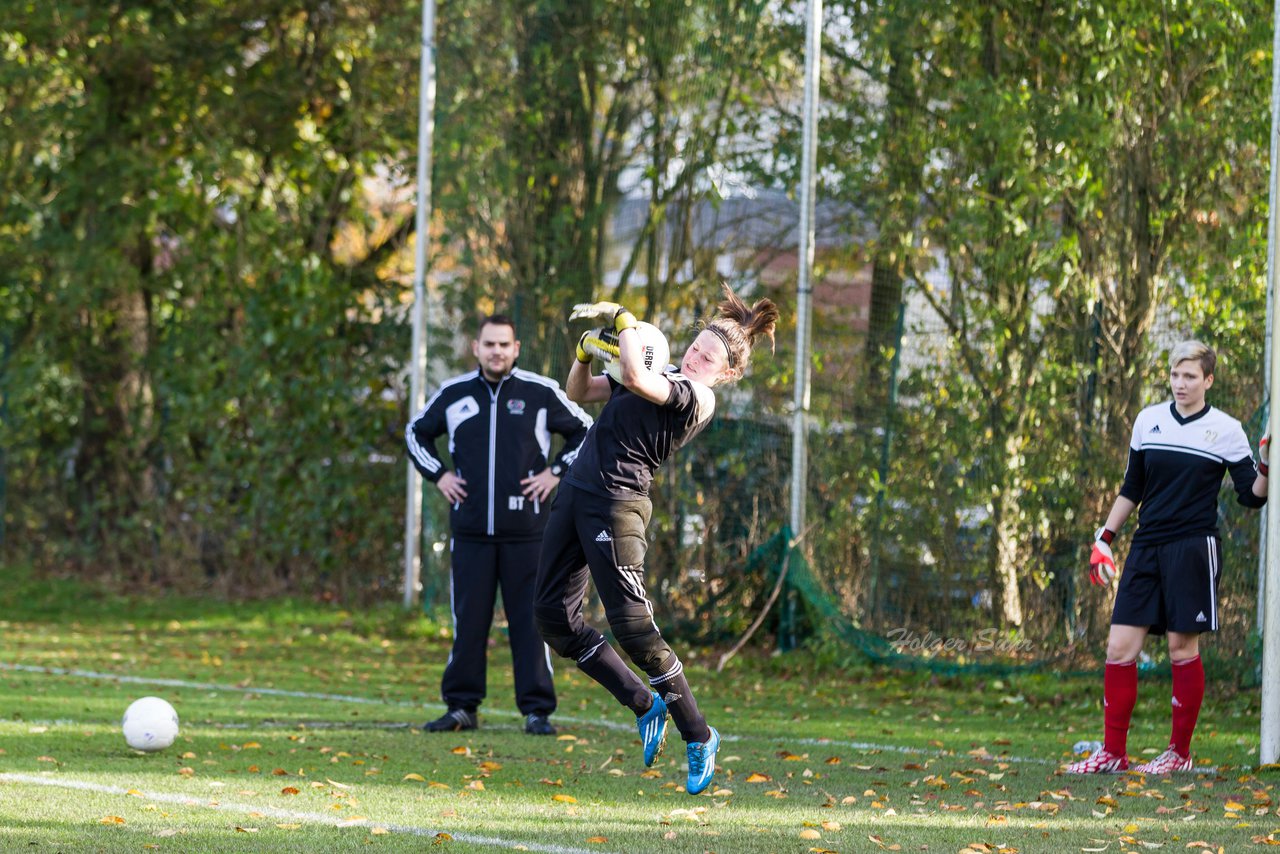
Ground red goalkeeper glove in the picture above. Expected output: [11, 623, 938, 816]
[1089, 527, 1117, 587]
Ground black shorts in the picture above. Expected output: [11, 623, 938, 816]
[1111, 534, 1222, 635]
[535, 483, 654, 628]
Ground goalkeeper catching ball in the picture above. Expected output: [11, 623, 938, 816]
[1067, 340, 1268, 775]
[533, 284, 778, 795]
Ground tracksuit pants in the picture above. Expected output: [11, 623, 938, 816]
[441, 538, 556, 717]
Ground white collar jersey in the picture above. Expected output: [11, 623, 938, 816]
[1120, 401, 1264, 545]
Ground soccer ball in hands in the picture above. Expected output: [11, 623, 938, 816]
[599, 321, 670, 384]
[122, 696, 180, 752]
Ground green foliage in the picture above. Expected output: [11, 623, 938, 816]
[0, 0, 1274, 660]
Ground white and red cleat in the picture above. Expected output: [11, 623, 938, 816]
[1064, 747, 1129, 774]
[1133, 747, 1193, 774]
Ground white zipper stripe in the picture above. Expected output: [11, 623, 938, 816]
[486, 377, 505, 536]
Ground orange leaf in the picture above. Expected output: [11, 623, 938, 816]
[745, 773, 771, 783]
[553, 794, 578, 803]
[280, 787, 300, 796]
[99, 816, 125, 825]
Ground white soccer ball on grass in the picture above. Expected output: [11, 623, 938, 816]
[598, 321, 670, 384]
[122, 696, 180, 752]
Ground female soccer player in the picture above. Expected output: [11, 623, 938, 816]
[533, 285, 779, 795]
[1067, 340, 1268, 775]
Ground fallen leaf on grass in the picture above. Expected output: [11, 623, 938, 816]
[450, 746, 471, 756]
[234, 826, 259, 833]
[552, 794, 577, 804]
[403, 773, 426, 782]
[275, 824, 300, 830]
[586, 836, 608, 843]
[799, 829, 821, 840]
[371, 827, 389, 835]
[280, 786, 300, 795]
[433, 832, 452, 844]
[745, 773, 771, 783]
[99, 816, 125, 825]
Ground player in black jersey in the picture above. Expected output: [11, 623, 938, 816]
[1067, 340, 1268, 775]
[533, 285, 779, 795]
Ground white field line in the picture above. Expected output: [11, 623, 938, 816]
[0, 772, 615, 854]
[0, 661, 1056, 764]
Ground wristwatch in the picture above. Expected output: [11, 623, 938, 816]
[550, 463, 565, 477]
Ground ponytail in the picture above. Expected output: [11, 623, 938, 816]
[703, 283, 780, 382]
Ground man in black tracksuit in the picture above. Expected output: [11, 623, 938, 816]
[406, 315, 592, 735]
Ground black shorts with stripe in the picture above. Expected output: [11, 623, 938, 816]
[1111, 534, 1222, 635]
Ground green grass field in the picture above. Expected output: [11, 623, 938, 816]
[2, 568, 1277, 853]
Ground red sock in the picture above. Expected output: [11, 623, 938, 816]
[1103, 660, 1138, 757]
[1170, 655, 1205, 757]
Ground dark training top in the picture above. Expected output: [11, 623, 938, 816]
[406, 367, 592, 541]
[1120, 401, 1265, 545]
[565, 365, 716, 500]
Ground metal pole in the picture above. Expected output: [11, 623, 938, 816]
[1261, 0, 1280, 764]
[404, 0, 438, 610]
[1262, 0, 1280, 647]
[789, 0, 822, 542]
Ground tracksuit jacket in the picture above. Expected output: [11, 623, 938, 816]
[405, 367, 592, 542]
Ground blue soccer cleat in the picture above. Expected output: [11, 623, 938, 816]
[686, 726, 720, 794]
[636, 691, 668, 767]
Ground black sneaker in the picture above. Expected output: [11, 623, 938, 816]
[524, 714, 556, 736]
[422, 709, 477, 732]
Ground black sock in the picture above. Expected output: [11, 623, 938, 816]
[650, 660, 710, 743]
[577, 640, 652, 714]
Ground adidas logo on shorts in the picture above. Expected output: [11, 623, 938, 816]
[596, 530, 612, 542]
[1196, 611, 1207, 622]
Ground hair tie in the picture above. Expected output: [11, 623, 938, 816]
[708, 325, 735, 368]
